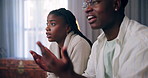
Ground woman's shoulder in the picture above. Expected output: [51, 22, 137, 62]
[70, 34, 90, 46]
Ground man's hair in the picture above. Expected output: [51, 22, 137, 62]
[121, 0, 128, 8]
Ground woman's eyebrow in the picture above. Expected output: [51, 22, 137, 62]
[47, 20, 56, 22]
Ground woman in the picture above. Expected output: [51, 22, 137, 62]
[45, 8, 92, 78]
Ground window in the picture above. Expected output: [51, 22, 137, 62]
[23, 0, 68, 59]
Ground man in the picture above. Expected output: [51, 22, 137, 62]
[30, 0, 148, 78]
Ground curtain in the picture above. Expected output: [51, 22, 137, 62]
[125, 0, 148, 26]
[0, 0, 23, 58]
[68, 0, 101, 43]
[0, 0, 68, 59]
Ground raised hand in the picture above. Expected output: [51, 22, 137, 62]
[30, 41, 74, 77]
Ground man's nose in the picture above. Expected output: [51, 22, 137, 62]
[84, 5, 93, 13]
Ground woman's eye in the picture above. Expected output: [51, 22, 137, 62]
[50, 23, 56, 26]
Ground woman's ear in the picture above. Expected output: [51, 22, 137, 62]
[66, 25, 71, 33]
[114, 0, 121, 11]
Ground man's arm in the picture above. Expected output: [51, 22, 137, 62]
[30, 41, 86, 78]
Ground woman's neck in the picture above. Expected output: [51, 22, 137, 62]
[57, 40, 65, 58]
[57, 40, 64, 49]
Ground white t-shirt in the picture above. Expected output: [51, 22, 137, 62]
[104, 39, 116, 78]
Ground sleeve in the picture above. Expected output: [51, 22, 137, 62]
[119, 36, 148, 78]
[82, 41, 98, 78]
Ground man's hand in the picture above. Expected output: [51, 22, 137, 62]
[30, 41, 74, 77]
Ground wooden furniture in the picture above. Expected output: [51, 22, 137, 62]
[0, 58, 47, 78]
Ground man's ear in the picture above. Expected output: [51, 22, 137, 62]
[114, 0, 121, 11]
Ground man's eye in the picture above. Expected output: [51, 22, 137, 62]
[50, 23, 56, 26]
[92, 1, 100, 5]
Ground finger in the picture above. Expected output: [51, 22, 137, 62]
[30, 51, 49, 71]
[61, 47, 70, 63]
[36, 41, 48, 57]
[44, 47, 58, 66]
[61, 47, 74, 71]
[44, 47, 56, 58]
[30, 50, 39, 60]
[30, 51, 41, 58]
[30, 50, 41, 64]
[37, 41, 45, 49]
[30, 50, 47, 69]
[36, 59, 49, 71]
[37, 41, 56, 59]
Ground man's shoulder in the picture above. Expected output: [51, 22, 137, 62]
[126, 19, 148, 40]
[123, 20, 148, 50]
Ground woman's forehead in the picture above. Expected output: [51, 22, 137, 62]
[48, 14, 63, 20]
[48, 14, 62, 18]
[47, 14, 67, 23]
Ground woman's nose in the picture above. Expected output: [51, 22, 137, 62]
[46, 26, 51, 31]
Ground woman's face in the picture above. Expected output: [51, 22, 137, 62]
[46, 14, 69, 43]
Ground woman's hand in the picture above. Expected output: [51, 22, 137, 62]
[30, 41, 74, 77]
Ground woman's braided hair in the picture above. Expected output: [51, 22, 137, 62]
[48, 8, 92, 46]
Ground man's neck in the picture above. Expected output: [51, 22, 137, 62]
[103, 15, 124, 41]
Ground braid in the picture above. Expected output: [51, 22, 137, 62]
[49, 8, 92, 46]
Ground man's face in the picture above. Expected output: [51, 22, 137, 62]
[84, 0, 117, 29]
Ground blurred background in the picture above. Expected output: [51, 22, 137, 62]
[0, 0, 147, 59]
